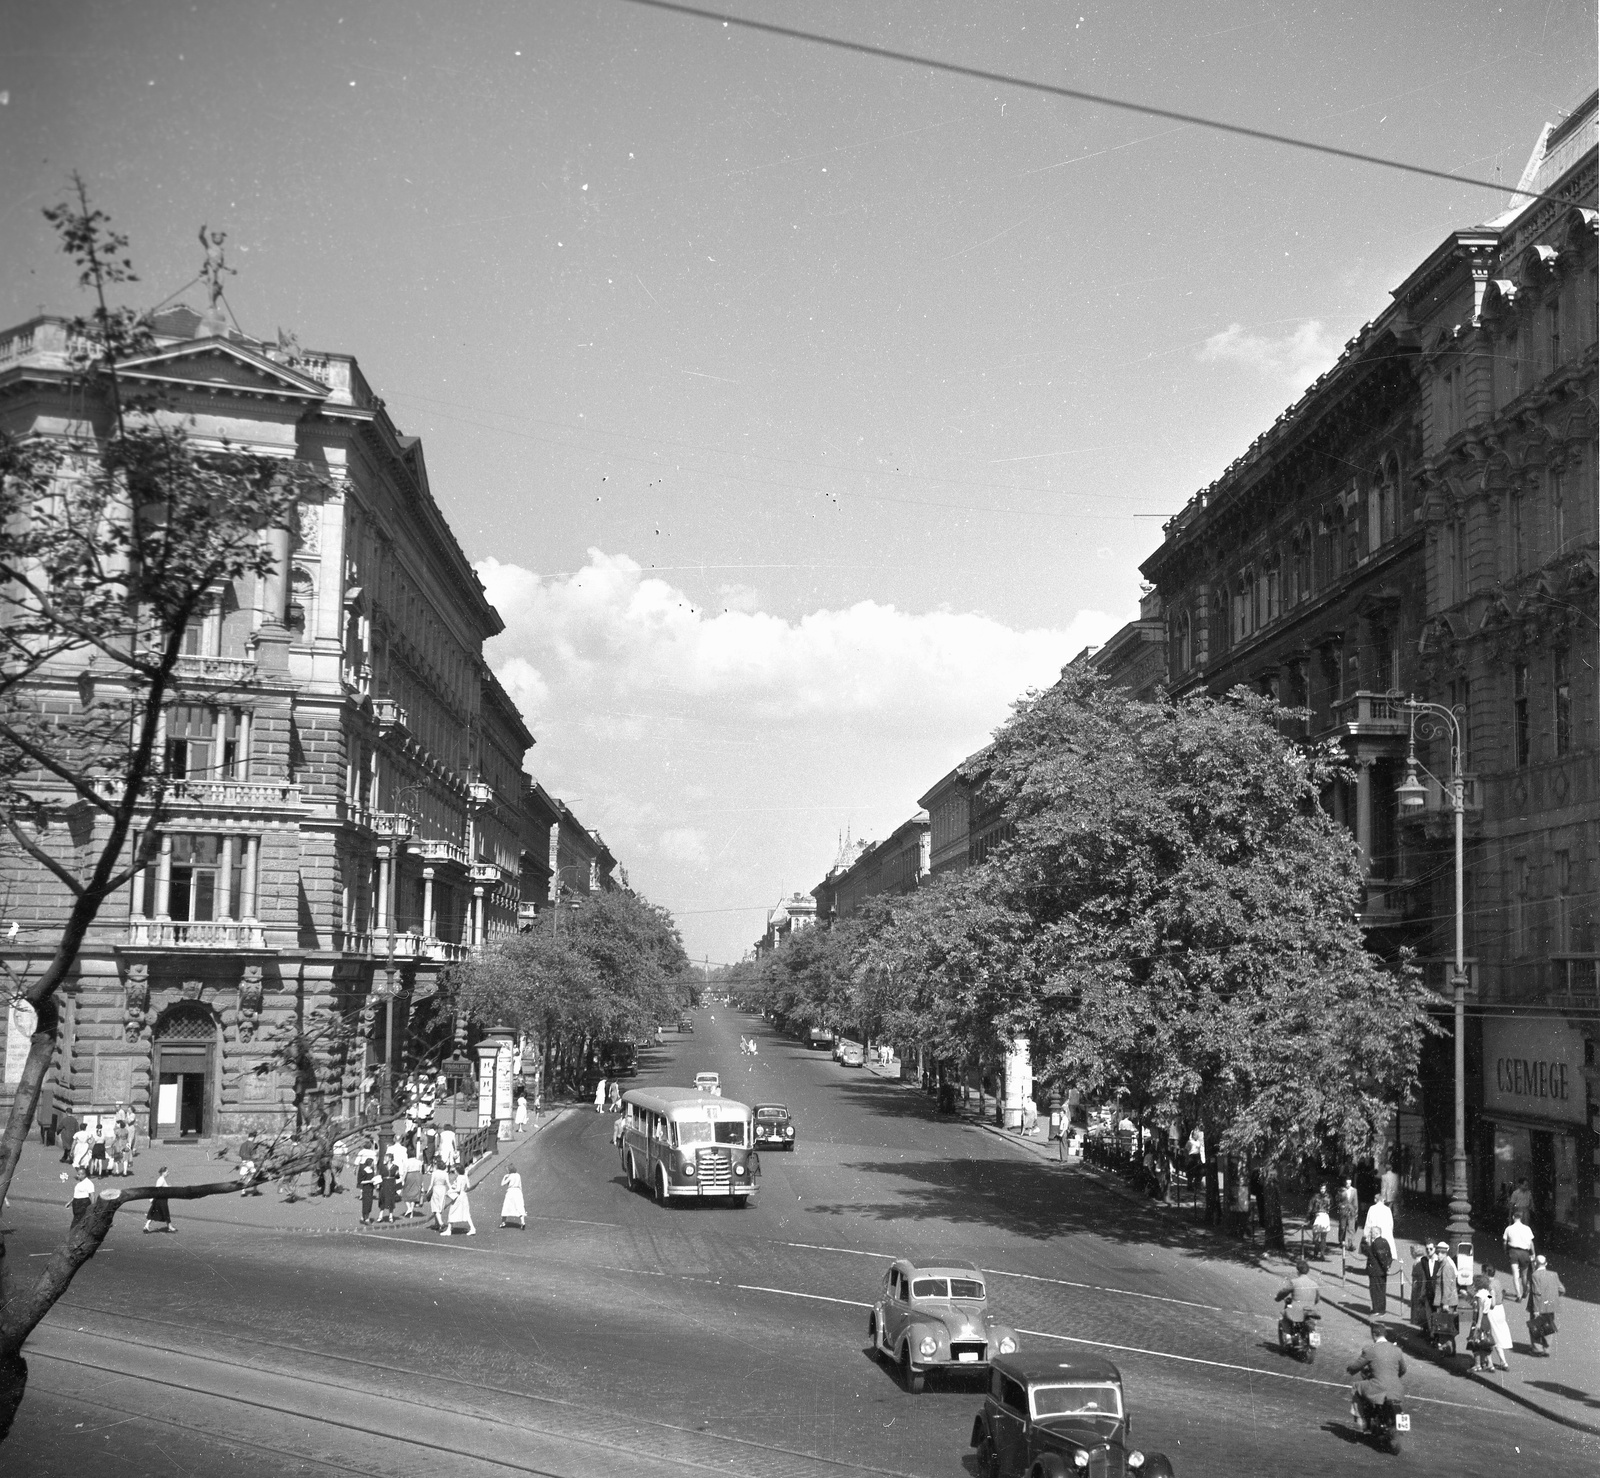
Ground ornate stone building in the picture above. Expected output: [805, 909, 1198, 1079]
[0, 305, 617, 1138]
[1141, 95, 1597, 1249]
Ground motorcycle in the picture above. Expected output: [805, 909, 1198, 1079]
[1277, 1310, 1321, 1362]
[1352, 1393, 1410, 1454]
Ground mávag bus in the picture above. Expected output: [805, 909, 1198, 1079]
[618, 1087, 757, 1205]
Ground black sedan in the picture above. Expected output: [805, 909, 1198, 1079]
[753, 1103, 796, 1151]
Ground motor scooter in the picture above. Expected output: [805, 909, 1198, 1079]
[1352, 1393, 1410, 1454]
[1277, 1310, 1321, 1362]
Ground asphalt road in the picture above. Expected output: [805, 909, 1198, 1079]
[9, 1004, 1596, 1476]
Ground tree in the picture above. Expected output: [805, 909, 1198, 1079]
[979, 670, 1432, 1210]
[0, 182, 323, 1436]
[454, 889, 691, 1094]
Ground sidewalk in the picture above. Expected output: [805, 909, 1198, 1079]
[862, 1055, 1600, 1437]
[6, 1107, 574, 1237]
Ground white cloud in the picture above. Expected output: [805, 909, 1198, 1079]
[1198, 319, 1341, 392]
[478, 550, 1122, 963]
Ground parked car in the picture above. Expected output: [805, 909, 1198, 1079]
[867, 1257, 1019, 1392]
[805, 1026, 835, 1050]
[838, 1043, 865, 1068]
[693, 1072, 722, 1096]
[969, 1353, 1174, 1477]
[678, 1017, 694, 1033]
[753, 1103, 796, 1150]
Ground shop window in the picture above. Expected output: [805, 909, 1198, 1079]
[1553, 650, 1571, 757]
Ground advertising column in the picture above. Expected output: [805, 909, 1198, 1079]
[1480, 1016, 1595, 1255]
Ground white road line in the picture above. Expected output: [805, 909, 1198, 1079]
[1016, 1328, 1483, 1411]
[738, 1285, 873, 1309]
[782, 1241, 893, 1259]
[987, 1267, 1229, 1314]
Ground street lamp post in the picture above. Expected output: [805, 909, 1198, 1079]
[1395, 697, 1472, 1246]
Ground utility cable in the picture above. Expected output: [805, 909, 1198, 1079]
[620, 0, 1575, 208]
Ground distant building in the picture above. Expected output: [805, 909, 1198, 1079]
[1083, 588, 1168, 702]
[918, 752, 1013, 878]
[811, 813, 930, 923]
[754, 892, 819, 955]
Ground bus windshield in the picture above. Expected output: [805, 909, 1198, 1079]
[676, 1118, 747, 1147]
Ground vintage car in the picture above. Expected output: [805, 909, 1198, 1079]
[805, 1026, 835, 1050]
[693, 1072, 722, 1096]
[969, 1353, 1175, 1477]
[867, 1257, 1019, 1391]
[677, 1017, 694, 1033]
[838, 1042, 865, 1067]
[753, 1103, 796, 1150]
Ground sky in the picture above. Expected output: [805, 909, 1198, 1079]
[3, 1, 1594, 964]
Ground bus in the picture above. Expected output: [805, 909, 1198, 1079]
[617, 1087, 757, 1205]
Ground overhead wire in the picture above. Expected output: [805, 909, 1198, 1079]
[619, 0, 1572, 208]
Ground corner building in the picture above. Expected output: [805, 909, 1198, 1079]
[0, 305, 616, 1139]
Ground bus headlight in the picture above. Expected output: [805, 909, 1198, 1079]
[919, 1335, 939, 1357]
[735, 1163, 747, 1176]
[681, 1157, 696, 1175]
[998, 1336, 1017, 1354]
[1127, 1455, 1146, 1470]
[1073, 1455, 1089, 1470]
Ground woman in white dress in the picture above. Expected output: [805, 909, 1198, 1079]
[444, 1169, 477, 1236]
[593, 1076, 607, 1112]
[499, 1165, 526, 1229]
[513, 1094, 529, 1133]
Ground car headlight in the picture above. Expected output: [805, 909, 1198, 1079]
[918, 1335, 939, 1357]
[1128, 1455, 1145, 1470]
[1073, 1455, 1089, 1470]
[998, 1336, 1017, 1354]
[784, 1126, 794, 1136]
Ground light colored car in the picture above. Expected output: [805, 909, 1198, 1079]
[867, 1256, 1019, 1392]
[838, 1043, 865, 1068]
[693, 1072, 722, 1097]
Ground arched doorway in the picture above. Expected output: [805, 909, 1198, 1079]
[151, 1001, 218, 1140]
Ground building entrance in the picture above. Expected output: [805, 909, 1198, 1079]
[151, 1002, 217, 1140]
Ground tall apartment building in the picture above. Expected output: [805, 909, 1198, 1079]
[0, 304, 616, 1137]
[1141, 97, 1597, 1251]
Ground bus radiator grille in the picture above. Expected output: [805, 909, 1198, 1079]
[699, 1148, 733, 1189]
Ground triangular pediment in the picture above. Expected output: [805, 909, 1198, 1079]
[116, 339, 331, 402]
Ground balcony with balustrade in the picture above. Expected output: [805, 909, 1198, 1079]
[415, 836, 469, 867]
[96, 776, 303, 814]
[127, 919, 268, 949]
[174, 654, 258, 686]
[372, 696, 409, 736]
[1332, 691, 1410, 738]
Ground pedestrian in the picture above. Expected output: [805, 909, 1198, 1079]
[1337, 1177, 1360, 1252]
[1502, 1211, 1535, 1300]
[1479, 1263, 1512, 1371]
[329, 1136, 349, 1195]
[514, 1092, 529, 1134]
[110, 1118, 132, 1177]
[607, 1080, 622, 1113]
[427, 1157, 451, 1230]
[499, 1164, 526, 1229]
[593, 1076, 607, 1113]
[1361, 1194, 1397, 1264]
[376, 1155, 400, 1224]
[420, 1121, 438, 1168]
[57, 1109, 79, 1164]
[144, 1167, 176, 1234]
[1360, 1226, 1394, 1315]
[443, 1169, 476, 1235]
[1526, 1254, 1564, 1356]
[1508, 1176, 1533, 1223]
[400, 1149, 423, 1219]
[437, 1124, 459, 1170]
[1408, 1244, 1432, 1330]
[356, 1151, 378, 1224]
[1380, 1157, 1400, 1209]
[87, 1122, 108, 1177]
[1431, 1240, 1460, 1345]
[69, 1169, 96, 1226]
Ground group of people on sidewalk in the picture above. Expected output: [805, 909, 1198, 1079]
[58, 1104, 138, 1180]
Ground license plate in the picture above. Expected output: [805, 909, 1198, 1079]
[1309, 1332, 1322, 1346]
[958, 1353, 979, 1363]
[1395, 1415, 1411, 1432]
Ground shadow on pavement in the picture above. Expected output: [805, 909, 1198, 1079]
[804, 1151, 1285, 1269]
[1528, 1380, 1600, 1410]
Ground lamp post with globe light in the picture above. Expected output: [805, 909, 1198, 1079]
[1395, 696, 1472, 1247]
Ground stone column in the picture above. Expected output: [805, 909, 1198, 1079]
[422, 867, 435, 938]
[155, 836, 173, 919]
[220, 836, 236, 920]
[375, 847, 391, 936]
[241, 835, 259, 920]
[1355, 758, 1373, 873]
